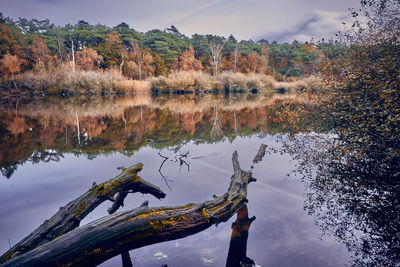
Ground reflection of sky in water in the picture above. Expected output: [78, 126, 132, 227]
[0, 135, 351, 266]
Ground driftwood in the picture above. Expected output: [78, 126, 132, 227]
[0, 164, 166, 263]
[1, 151, 255, 267]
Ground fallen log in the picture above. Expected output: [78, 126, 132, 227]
[0, 163, 166, 263]
[1, 151, 255, 267]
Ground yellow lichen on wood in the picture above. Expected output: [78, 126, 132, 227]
[74, 201, 88, 217]
[148, 219, 174, 233]
[148, 215, 188, 233]
[125, 204, 194, 223]
[122, 164, 143, 175]
[66, 247, 103, 267]
[128, 210, 167, 222]
[209, 200, 230, 213]
[0, 251, 15, 263]
[93, 164, 143, 197]
[201, 208, 211, 223]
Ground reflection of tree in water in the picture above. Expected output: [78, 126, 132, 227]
[225, 204, 256, 267]
[233, 109, 239, 135]
[0, 93, 295, 178]
[1, 151, 257, 266]
[210, 105, 225, 139]
[279, 133, 400, 266]
[1, 150, 64, 178]
[0, 164, 18, 179]
[156, 144, 192, 191]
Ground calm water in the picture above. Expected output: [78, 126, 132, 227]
[0, 93, 395, 266]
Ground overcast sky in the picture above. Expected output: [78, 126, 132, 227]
[0, 0, 361, 42]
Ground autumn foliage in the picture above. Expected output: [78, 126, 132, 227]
[178, 47, 202, 71]
[0, 54, 22, 78]
[76, 47, 103, 71]
[0, 12, 360, 96]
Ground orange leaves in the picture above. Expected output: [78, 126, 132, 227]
[178, 46, 202, 71]
[76, 47, 103, 71]
[126, 40, 154, 80]
[31, 35, 51, 66]
[0, 53, 22, 77]
[105, 31, 122, 47]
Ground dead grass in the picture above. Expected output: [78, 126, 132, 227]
[1, 67, 322, 96]
[152, 71, 286, 92]
[2, 71, 63, 94]
[151, 71, 217, 91]
[114, 80, 151, 93]
[217, 72, 275, 91]
[271, 76, 322, 91]
[63, 70, 124, 93]
[1, 69, 125, 95]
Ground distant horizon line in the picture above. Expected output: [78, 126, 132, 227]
[1, 12, 335, 44]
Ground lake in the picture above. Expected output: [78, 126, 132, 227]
[0, 92, 397, 266]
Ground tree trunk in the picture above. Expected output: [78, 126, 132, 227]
[119, 51, 125, 74]
[233, 47, 239, 73]
[138, 61, 142, 81]
[1, 152, 255, 267]
[71, 40, 75, 73]
[11, 72, 19, 92]
[57, 38, 64, 61]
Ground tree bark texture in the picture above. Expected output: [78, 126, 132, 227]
[1, 151, 255, 267]
[1, 163, 166, 263]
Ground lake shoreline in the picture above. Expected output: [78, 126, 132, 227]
[0, 70, 321, 97]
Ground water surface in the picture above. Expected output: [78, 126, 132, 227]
[0, 92, 388, 266]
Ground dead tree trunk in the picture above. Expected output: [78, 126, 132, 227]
[0, 164, 166, 263]
[209, 41, 225, 76]
[1, 151, 255, 267]
[70, 40, 75, 73]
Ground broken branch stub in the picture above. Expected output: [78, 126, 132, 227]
[2, 151, 254, 267]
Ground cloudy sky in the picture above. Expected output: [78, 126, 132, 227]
[0, 0, 360, 42]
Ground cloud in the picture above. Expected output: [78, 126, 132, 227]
[163, 0, 226, 26]
[256, 10, 351, 42]
[0, 1, 357, 41]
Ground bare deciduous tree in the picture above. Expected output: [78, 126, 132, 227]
[128, 39, 154, 80]
[69, 40, 75, 73]
[55, 34, 65, 62]
[233, 46, 240, 72]
[129, 39, 144, 80]
[209, 41, 225, 76]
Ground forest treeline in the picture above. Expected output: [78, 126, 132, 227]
[0, 13, 343, 88]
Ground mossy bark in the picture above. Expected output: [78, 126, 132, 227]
[2, 151, 255, 267]
[0, 163, 166, 263]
